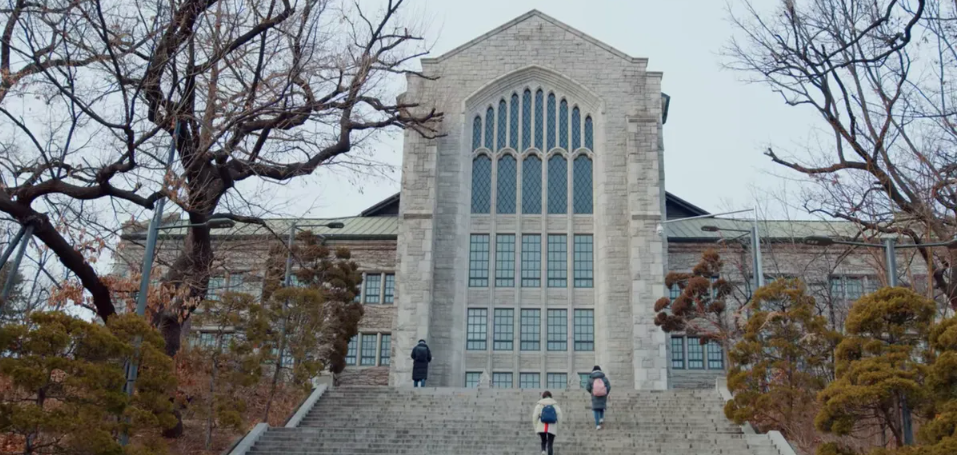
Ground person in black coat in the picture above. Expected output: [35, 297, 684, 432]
[411, 339, 432, 387]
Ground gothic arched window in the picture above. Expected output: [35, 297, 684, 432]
[534, 89, 544, 150]
[522, 90, 532, 151]
[509, 93, 519, 150]
[584, 115, 594, 150]
[546, 93, 556, 150]
[547, 155, 567, 214]
[573, 156, 593, 214]
[522, 156, 542, 214]
[571, 107, 581, 150]
[471, 155, 492, 214]
[473, 116, 482, 151]
[497, 100, 507, 151]
[497, 155, 517, 214]
[559, 100, 568, 150]
[485, 107, 494, 150]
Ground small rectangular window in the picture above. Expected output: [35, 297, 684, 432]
[492, 372, 513, 388]
[519, 373, 541, 388]
[383, 274, 395, 304]
[208, 276, 226, 301]
[573, 235, 593, 288]
[467, 308, 488, 351]
[547, 309, 567, 351]
[493, 309, 514, 351]
[579, 373, 591, 389]
[707, 340, 723, 370]
[687, 336, 704, 369]
[379, 334, 391, 366]
[845, 277, 864, 301]
[469, 235, 491, 287]
[360, 334, 377, 366]
[520, 309, 541, 351]
[495, 234, 516, 287]
[574, 309, 594, 351]
[547, 373, 567, 390]
[521, 235, 541, 287]
[465, 372, 482, 388]
[671, 336, 685, 369]
[669, 283, 681, 300]
[345, 336, 357, 365]
[547, 235, 567, 288]
[364, 274, 381, 304]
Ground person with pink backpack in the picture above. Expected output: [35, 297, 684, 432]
[585, 365, 611, 430]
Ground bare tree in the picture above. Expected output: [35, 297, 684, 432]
[725, 0, 957, 308]
[0, 0, 441, 355]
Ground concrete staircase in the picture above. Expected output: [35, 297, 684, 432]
[245, 386, 786, 455]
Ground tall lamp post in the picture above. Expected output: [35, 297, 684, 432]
[803, 234, 957, 446]
[657, 208, 765, 291]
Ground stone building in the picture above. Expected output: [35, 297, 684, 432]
[114, 10, 936, 391]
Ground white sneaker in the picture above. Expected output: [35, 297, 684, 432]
[596, 425, 602, 430]
[599, 417, 604, 425]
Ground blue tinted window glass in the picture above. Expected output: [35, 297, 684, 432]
[485, 107, 494, 149]
[546, 93, 556, 150]
[522, 90, 532, 151]
[534, 90, 544, 150]
[584, 115, 594, 150]
[497, 155, 516, 214]
[510, 94, 519, 150]
[547, 155, 567, 214]
[471, 156, 491, 214]
[573, 156, 593, 214]
[559, 100, 568, 150]
[497, 100, 507, 151]
[473, 116, 482, 151]
[522, 156, 542, 214]
[571, 107, 581, 150]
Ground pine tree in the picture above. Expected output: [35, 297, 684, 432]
[815, 287, 936, 449]
[725, 279, 841, 435]
[0, 312, 176, 454]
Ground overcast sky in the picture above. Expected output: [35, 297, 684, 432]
[276, 0, 820, 220]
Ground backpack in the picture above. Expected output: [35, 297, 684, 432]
[540, 404, 558, 424]
[592, 378, 607, 397]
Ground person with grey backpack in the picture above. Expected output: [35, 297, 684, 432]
[532, 391, 563, 455]
[586, 365, 611, 430]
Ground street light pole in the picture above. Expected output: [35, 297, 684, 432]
[0, 224, 34, 316]
[752, 208, 764, 288]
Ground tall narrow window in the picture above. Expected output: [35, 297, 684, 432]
[472, 116, 482, 151]
[522, 156, 542, 214]
[492, 372, 512, 388]
[497, 100, 507, 150]
[383, 274, 395, 304]
[571, 107, 581, 150]
[559, 100, 568, 149]
[509, 93, 519, 150]
[465, 372, 481, 388]
[495, 234, 515, 287]
[485, 107, 494, 149]
[522, 90, 532, 151]
[574, 235, 593, 288]
[584, 115, 594, 150]
[547, 373, 567, 389]
[493, 308, 514, 351]
[467, 308, 488, 350]
[379, 334, 391, 366]
[469, 235, 490, 287]
[546, 93, 556, 150]
[547, 234, 567, 288]
[208, 276, 226, 301]
[364, 274, 381, 303]
[671, 336, 685, 369]
[471, 156, 491, 214]
[707, 341, 724, 369]
[574, 309, 594, 351]
[547, 309, 567, 351]
[521, 234, 542, 287]
[547, 156, 567, 214]
[670, 283, 681, 300]
[534, 89, 544, 150]
[360, 334, 377, 366]
[687, 336, 704, 369]
[345, 336, 357, 365]
[579, 373, 591, 389]
[573, 156, 593, 214]
[520, 309, 541, 351]
[520, 373, 541, 388]
[496, 155, 516, 214]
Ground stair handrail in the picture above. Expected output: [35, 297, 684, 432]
[716, 376, 799, 455]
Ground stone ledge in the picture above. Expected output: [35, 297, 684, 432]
[285, 384, 328, 428]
